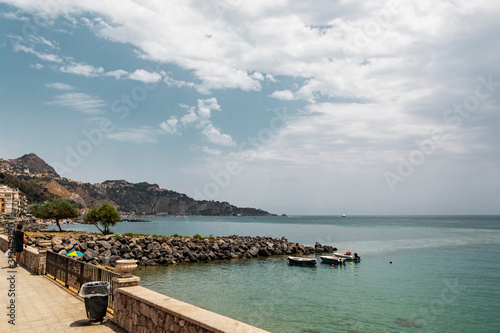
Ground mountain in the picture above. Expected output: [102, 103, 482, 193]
[8, 153, 59, 178]
[0, 153, 274, 216]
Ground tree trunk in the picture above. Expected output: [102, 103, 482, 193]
[93, 223, 104, 233]
[56, 219, 63, 232]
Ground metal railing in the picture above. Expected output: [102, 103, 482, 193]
[45, 251, 121, 310]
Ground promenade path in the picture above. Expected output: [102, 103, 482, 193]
[0, 250, 126, 333]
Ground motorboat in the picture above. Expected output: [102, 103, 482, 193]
[320, 256, 345, 265]
[333, 252, 361, 260]
[287, 256, 317, 266]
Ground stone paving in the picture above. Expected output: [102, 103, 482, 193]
[0, 250, 126, 333]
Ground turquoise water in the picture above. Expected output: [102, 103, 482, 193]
[53, 216, 500, 332]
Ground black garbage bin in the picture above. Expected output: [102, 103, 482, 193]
[79, 281, 110, 322]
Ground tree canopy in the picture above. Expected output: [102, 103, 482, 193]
[83, 203, 120, 235]
[28, 198, 79, 231]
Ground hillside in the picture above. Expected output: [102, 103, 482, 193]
[0, 153, 274, 216]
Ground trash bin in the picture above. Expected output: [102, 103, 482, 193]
[79, 281, 110, 322]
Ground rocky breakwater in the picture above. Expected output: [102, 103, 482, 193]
[27, 233, 336, 268]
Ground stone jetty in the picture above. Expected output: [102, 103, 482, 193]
[26, 233, 336, 267]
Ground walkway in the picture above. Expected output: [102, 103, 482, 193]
[0, 250, 126, 333]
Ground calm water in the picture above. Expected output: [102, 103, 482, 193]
[53, 216, 500, 332]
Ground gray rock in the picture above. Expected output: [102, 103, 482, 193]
[100, 249, 112, 258]
[258, 248, 271, 256]
[249, 246, 259, 257]
[52, 244, 64, 253]
[324, 245, 334, 253]
[96, 240, 112, 250]
[84, 249, 99, 260]
[109, 255, 121, 267]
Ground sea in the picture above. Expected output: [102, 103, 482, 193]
[50, 215, 500, 333]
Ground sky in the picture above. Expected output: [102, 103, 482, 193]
[0, 0, 499, 215]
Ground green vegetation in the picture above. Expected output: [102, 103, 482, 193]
[28, 198, 79, 231]
[83, 203, 120, 235]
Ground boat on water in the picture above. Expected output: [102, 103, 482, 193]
[333, 252, 361, 260]
[320, 256, 345, 265]
[342, 213, 346, 218]
[287, 256, 317, 266]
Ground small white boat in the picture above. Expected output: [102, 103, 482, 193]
[287, 256, 317, 266]
[320, 256, 345, 265]
[333, 252, 361, 260]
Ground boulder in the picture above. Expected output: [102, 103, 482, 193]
[248, 246, 259, 257]
[258, 248, 271, 256]
[109, 255, 121, 267]
[100, 249, 112, 258]
[324, 245, 335, 253]
[84, 249, 99, 260]
[161, 244, 172, 254]
[96, 240, 112, 250]
[52, 244, 65, 253]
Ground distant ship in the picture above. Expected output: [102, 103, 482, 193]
[342, 213, 346, 218]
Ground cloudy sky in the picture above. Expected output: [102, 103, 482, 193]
[1, 0, 499, 215]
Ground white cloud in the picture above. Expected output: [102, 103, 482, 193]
[12, 43, 63, 63]
[202, 124, 236, 147]
[107, 128, 162, 143]
[270, 90, 295, 100]
[159, 117, 179, 134]
[59, 62, 104, 77]
[45, 82, 75, 90]
[163, 74, 195, 89]
[30, 63, 44, 69]
[106, 69, 129, 79]
[45, 92, 106, 114]
[128, 69, 162, 83]
[160, 97, 234, 147]
[201, 146, 222, 157]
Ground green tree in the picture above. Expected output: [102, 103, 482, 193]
[28, 198, 79, 231]
[83, 203, 120, 235]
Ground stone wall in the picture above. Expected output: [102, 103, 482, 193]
[113, 285, 270, 333]
[0, 234, 45, 274]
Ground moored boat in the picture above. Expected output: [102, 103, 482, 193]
[287, 256, 317, 266]
[320, 256, 345, 265]
[333, 252, 361, 260]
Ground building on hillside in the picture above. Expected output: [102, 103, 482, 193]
[0, 194, 5, 215]
[0, 185, 24, 216]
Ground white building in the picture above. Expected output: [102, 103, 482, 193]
[0, 185, 22, 215]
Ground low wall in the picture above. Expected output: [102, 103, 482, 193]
[114, 285, 270, 333]
[0, 234, 45, 274]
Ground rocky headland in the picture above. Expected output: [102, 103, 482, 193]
[26, 232, 336, 268]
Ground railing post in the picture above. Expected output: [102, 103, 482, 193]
[79, 262, 84, 290]
[64, 257, 69, 287]
[54, 252, 58, 281]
